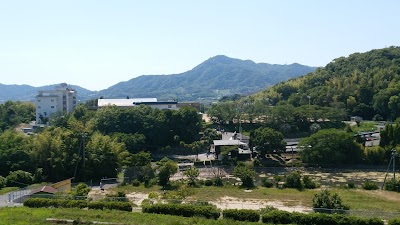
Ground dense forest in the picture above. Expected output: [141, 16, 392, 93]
[248, 46, 400, 120]
[0, 103, 203, 185]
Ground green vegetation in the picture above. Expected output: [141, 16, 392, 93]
[262, 210, 384, 225]
[0, 207, 261, 225]
[312, 189, 350, 211]
[299, 129, 364, 165]
[142, 203, 220, 220]
[222, 209, 260, 222]
[251, 46, 400, 121]
[232, 163, 255, 188]
[0, 186, 18, 195]
[250, 127, 286, 154]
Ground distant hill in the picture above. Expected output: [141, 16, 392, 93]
[0, 55, 316, 103]
[0, 83, 95, 103]
[250, 46, 400, 120]
[98, 55, 316, 101]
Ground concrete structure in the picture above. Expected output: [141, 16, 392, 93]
[98, 98, 178, 110]
[35, 83, 77, 124]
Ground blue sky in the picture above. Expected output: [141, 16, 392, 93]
[0, 0, 399, 90]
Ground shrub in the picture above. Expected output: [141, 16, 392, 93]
[385, 178, 400, 192]
[142, 203, 220, 220]
[0, 176, 6, 189]
[223, 209, 260, 222]
[366, 218, 384, 225]
[88, 201, 104, 210]
[24, 198, 88, 209]
[260, 206, 278, 214]
[347, 182, 356, 189]
[70, 183, 90, 198]
[131, 179, 141, 187]
[213, 177, 223, 187]
[303, 175, 318, 189]
[6, 170, 34, 187]
[389, 218, 400, 225]
[312, 189, 350, 212]
[233, 163, 255, 188]
[204, 180, 213, 186]
[104, 202, 132, 211]
[148, 192, 159, 199]
[362, 180, 379, 190]
[284, 171, 304, 190]
[261, 178, 274, 188]
[262, 210, 292, 224]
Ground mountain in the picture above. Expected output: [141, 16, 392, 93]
[98, 55, 316, 101]
[0, 55, 316, 103]
[250, 46, 400, 120]
[0, 83, 95, 103]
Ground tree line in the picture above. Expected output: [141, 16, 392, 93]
[0, 104, 202, 184]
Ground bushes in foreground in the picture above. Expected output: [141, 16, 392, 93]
[23, 198, 132, 211]
[142, 203, 220, 220]
[24, 198, 87, 209]
[389, 218, 400, 225]
[262, 210, 384, 225]
[222, 209, 259, 222]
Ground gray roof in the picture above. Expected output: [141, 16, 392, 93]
[213, 140, 247, 146]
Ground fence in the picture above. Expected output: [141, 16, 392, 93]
[8, 188, 31, 203]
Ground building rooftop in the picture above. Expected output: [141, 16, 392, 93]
[98, 98, 158, 107]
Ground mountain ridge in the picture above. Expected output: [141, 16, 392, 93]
[0, 55, 316, 102]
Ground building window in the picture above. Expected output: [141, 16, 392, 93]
[51, 106, 54, 108]
[73, 100, 76, 104]
[38, 106, 41, 109]
[37, 100, 41, 102]
[51, 99, 54, 102]
[168, 105, 172, 108]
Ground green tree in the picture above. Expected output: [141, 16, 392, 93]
[250, 127, 286, 156]
[70, 183, 91, 198]
[284, 171, 304, 190]
[6, 170, 34, 187]
[299, 129, 363, 165]
[84, 132, 127, 180]
[312, 189, 350, 211]
[156, 157, 178, 187]
[183, 167, 199, 186]
[233, 163, 255, 188]
[0, 131, 34, 177]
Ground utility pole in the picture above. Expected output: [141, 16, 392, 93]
[82, 133, 87, 168]
[393, 149, 397, 180]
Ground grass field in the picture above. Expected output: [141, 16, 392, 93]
[0, 207, 262, 225]
[111, 184, 400, 212]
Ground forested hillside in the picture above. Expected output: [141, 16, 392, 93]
[98, 55, 316, 101]
[251, 46, 400, 120]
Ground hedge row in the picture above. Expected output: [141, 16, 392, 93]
[88, 201, 132, 211]
[222, 209, 260, 222]
[142, 203, 220, 220]
[262, 210, 384, 225]
[24, 198, 87, 209]
[23, 198, 132, 212]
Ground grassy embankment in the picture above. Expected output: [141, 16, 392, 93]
[0, 207, 261, 225]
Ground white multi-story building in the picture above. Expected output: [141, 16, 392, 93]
[35, 83, 77, 124]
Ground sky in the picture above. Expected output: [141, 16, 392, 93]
[0, 1, 399, 91]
